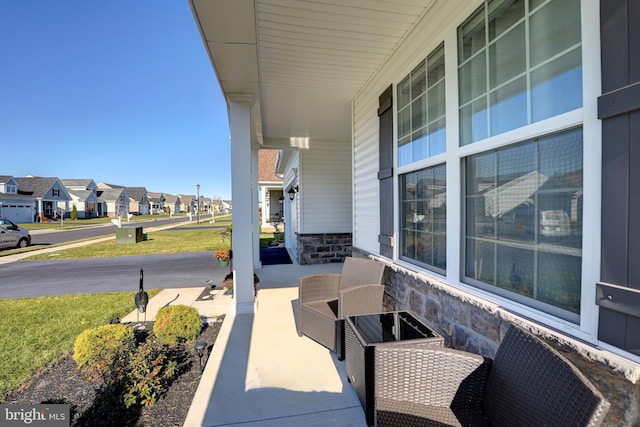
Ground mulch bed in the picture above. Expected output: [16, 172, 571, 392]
[2, 316, 224, 427]
[195, 286, 227, 301]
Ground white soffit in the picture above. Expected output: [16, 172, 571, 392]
[191, 0, 435, 145]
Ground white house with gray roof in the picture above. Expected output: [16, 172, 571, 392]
[14, 176, 71, 222]
[147, 192, 165, 214]
[61, 179, 104, 218]
[163, 194, 181, 216]
[123, 187, 150, 215]
[96, 188, 129, 218]
[0, 176, 37, 223]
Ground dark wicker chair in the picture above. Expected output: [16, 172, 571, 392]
[374, 326, 610, 427]
[298, 257, 385, 355]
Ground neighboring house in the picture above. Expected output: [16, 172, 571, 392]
[124, 187, 150, 215]
[163, 194, 181, 215]
[210, 198, 224, 214]
[181, 194, 205, 220]
[98, 183, 150, 215]
[190, 0, 640, 423]
[179, 195, 193, 213]
[97, 182, 121, 189]
[201, 196, 217, 216]
[65, 189, 101, 219]
[15, 176, 71, 222]
[97, 188, 129, 218]
[258, 149, 284, 232]
[61, 179, 102, 218]
[147, 192, 165, 214]
[0, 176, 36, 223]
[218, 200, 231, 215]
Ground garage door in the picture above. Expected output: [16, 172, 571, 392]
[1, 204, 33, 223]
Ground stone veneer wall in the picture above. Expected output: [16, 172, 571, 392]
[351, 247, 640, 426]
[296, 233, 352, 264]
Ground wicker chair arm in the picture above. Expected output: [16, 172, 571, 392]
[375, 346, 490, 410]
[337, 284, 384, 319]
[298, 273, 340, 303]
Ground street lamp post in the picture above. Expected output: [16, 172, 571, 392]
[196, 184, 200, 224]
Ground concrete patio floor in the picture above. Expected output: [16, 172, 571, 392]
[124, 263, 367, 427]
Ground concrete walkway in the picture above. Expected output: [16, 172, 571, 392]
[121, 263, 367, 427]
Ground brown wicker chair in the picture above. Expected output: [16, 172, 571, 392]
[298, 257, 385, 357]
[374, 326, 610, 427]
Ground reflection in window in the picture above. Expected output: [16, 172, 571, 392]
[464, 127, 583, 321]
[401, 164, 446, 271]
[398, 44, 446, 166]
[458, 0, 582, 146]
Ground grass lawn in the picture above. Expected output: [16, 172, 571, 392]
[24, 216, 234, 260]
[0, 290, 159, 398]
[0, 215, 237, 400]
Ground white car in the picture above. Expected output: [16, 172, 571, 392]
[0, 218, 31, 249]
[539, 210, 571, 237]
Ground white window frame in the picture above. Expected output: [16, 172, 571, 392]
[391, 0, 601, 343]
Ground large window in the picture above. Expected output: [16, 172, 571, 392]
[464, 128, 583, 321]
[397, 44, 445, 166]
[458, 0, 582, 146]
[400, 164, 446, 271]
[390, 0, 587, 324]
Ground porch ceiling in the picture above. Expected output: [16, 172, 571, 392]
[189, 0, 436, 148]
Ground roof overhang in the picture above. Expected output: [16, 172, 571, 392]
[189, 0, 436, 149]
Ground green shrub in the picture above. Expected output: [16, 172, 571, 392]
[122, 339, 178, 408]
[153, 305, 202, 345]
[73, 324, 136, 383]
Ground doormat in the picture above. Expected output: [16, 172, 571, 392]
[260, 247, 293, 265]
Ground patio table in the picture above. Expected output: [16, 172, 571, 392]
[344, 311, 444, 426]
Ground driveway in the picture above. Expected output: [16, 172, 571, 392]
[0, 252, 229, 299]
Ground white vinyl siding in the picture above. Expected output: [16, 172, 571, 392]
[299, 141, 352, 234]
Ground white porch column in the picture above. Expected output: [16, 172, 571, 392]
[252, 147, 262, 269]
[260, 187, 267, 229]
[229, 95, 256, 314]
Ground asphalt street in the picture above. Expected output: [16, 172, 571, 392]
[0, 252, 230, 299]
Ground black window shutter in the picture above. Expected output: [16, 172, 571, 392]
[378, 85, 394, 258]
[596, 0, 640, 356]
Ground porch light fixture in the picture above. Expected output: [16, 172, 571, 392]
[288, 186, 298, 201]
[289, 137, 309, 149]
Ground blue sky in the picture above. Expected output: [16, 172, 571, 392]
[0, 1, 231, 199]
